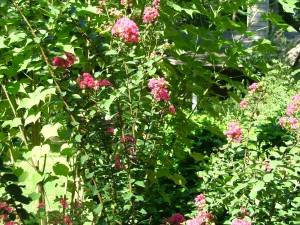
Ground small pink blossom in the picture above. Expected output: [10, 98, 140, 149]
[107, 127, 114, 133]
[112, 18, 139, 43]
[263, 161, 272, 173]
[249, 82, 259, 92]
[224, 121, 243, 143]
[37, 202, 45, 208]
[96, 8, 103, 14]
[59, 199, 69, 208]
[232, 218, 251, 225]
[97, 79, 111, 88]
[239, 100, 248, 109]
[0, 202, 8, 209]
[143, 7, 159, 23]
[169, 105, 176, 114]
[240, 207, 249, 216]
[64, 215, 72, 225]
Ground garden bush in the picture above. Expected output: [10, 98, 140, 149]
[0, 0, 299, 224]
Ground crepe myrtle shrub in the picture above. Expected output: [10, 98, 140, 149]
[191, 79, 300, 224]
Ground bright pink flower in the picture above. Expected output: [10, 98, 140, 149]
[77, 73, 96, 89]
[64, 216, 72, 225]
[52, 53, 75, 69]
[249, 82, 259, 92]
[112, 18, 139, 43]
[143, 7, 159, 23]
[169, 105, 176, 114]
[224, 122, 243, 143]
[59, 199, 69, 208]
[148, 78, 170, 102]
[239, 100, 248, 109]
[168, 213, 186, 225]
[232, 218, 251, 225]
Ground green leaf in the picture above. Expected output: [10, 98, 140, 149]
[190, 151, 204, 161]
[0, 36, 8, 49]
[249, 180, 265, 199]
[32, 172, 43, 184]
[28, 192, 41, 201]
[53, 163, 69, 177]
[105, 50, 118, 55]
[93, 204, 103, 215]
[134, 181, 145, 188]
[30, 144, 50, 160]
[2, 174, 18, 182]
[5, 184, 23, 195]
[232, 183, 248, 194]
[75, 134, 82, 142]
[278, 0, 298, 14]
[12, 118, 22, 127]
[24, 112, 41, 126]
[171, 173, 187, 188]
[81, 155, 89, 164]
[41, 123, 61, 141]
[263, 173, 274, 183]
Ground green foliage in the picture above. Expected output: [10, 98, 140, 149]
[0, 0, 299, 224]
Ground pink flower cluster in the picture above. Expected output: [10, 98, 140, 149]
[224, 122, 243, 143]
[285, 93, 300, 116]
[0, 202, 19, 225]
[162, 213, 186, 225]
[239, 100, 248, 109]
[143, 0, 160, 23]
[195, 194, 206, 210]
[278, 93, 300, 130]
[186, 194, 214, 225]
[120, 0, 132, 6]
[96, 0, 106, 14]
[52, 53, 75, 69]
[112, 18, 139, 43]
[232, 218, 251, 225]
[148, 77, 170, 102]
[278, 116, 299, 130]
[76, 73, 111, 89]
[60, 199, 69, 208]
[248, 82, 259, 93]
